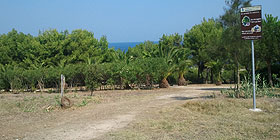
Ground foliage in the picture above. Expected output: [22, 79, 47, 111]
[184, 18, 223, 83]
[84, 64, 103, 96]
[220, 0, 252, 88]
[78, 99, 88, 107]
[0, 1, 279, 91]
[222, 74, 279, 98]
[256, 14, 280, 86]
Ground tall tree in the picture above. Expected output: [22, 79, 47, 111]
[156, 34, 179, 88]
[184, 18, 223, 83]
[62, 29, 99, 64]
[37, 29, 66, 67]
[220, 0, 251, 88]
[256, 14, 280, 86]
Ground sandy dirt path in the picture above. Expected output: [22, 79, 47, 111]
[2, 85, 230, 140]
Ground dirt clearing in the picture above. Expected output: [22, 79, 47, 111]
[2, 84, 278, 140]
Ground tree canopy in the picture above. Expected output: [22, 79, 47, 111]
[0, 0, 280, 92]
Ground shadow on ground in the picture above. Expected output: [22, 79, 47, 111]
[199, 88, 228, 91]
[171, 95, 214, 101]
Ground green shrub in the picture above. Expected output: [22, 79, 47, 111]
[185, 67, 198, 84]
[84, 64, 102, 96]
[222, 74, 279, 98]
[63, 63, 85, 87]
[44, 67, 61, 89]
[221, 69, 234, 84]
[272, 74, 280, 88]
[3, 66, 25, 93]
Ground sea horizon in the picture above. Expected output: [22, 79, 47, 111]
[108, 41, 158, 51]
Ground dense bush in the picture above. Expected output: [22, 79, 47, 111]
[0, 9, 279, 92]
[84, 64, 103, 96]
[63, 64, 86, 87]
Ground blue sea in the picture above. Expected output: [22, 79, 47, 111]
[108, 41, 158, 51]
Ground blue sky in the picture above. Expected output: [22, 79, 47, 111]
[0, 0, 279, 42]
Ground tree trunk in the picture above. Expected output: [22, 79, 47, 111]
[119, 77, 124, 89]
[211, 69, 214, 84]
[205, 69, 209, 84]
[178, 73, 186, 86]
[197, 63, 201, 83]
[37, 78, 44, 93]
[234, 51, 240, 90]
[145, 74, 152, 89]
[136, 74, 141, 89]
[216, 72, 222, 86]
[233, 69, 236, 85]
[267, 60, 273, 87]
[159, 78, 169, 88]
[237, 62, 240, 90]
[198, 62, 204, 83]
[216, 81, 222, 86]
[124, 83, 132, 89]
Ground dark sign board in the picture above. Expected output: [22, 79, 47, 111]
[240, 6, 262, 40]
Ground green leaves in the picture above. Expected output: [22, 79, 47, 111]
[255, 14, 280, 86]
[257, 14, 279, 61]
[84, 64, 103, 95]
[184, 18, 223, 83]
[0, 6, 279, 91]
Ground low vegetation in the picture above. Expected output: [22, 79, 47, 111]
[222, 74, 280, 98]
[102, 97, 280, 140]
[0, 89, 152, 116]
[0, 92, 102, 116]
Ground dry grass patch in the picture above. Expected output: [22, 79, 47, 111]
[0, 92, 102, 116]
[0, 89, 157, 117]
[102, 98, 280, 140]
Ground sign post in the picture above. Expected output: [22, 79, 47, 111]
[241, 5, 262, 112]
[61, 74, 65, 97]
[251, 40, 256, 110]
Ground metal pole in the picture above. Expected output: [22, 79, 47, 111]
[251, 40, 256, 109]
[61, 74, 64, 97]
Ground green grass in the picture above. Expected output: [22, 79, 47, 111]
[222, 75, 280, 98]
[102, 97, 280, 140]
[78, 98, 89, 107]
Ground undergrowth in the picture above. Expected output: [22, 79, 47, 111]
[222, 74, 280, 98]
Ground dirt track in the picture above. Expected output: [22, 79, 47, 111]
[0, 85, 230, 140]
